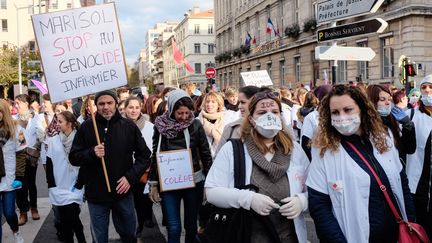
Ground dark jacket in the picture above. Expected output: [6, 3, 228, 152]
[149, 119, 212, 183]
[69, 110, 151, 203]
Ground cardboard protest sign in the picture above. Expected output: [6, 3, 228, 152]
[32, 3, 127, 103]
[157, 149, 195, 192]
[240, 70, 273, 87]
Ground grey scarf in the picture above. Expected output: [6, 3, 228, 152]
[60, 130, 76, 156]
[244, 137, 290, 183]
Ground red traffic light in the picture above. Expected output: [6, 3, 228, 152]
[405, 63, 417, 77]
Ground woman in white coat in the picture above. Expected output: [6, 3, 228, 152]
[46, 111, 86, 243]
[406, 75, 432, 239]
[124, 96, 155, 234]
[306, 85, 415, 243]
[0, 99, 24, 242]
[205, 91, 310, 243]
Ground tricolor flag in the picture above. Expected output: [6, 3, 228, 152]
[252, 36, 257, 45]
[172, 39, 194, 73]
[266, 18, 274, 34]
[245, 32, 252, 47]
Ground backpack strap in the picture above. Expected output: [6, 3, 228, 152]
[230, 139, 246, 189]
[410, 108, 415, 120]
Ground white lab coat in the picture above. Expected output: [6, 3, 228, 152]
[300, 110, 319, 140]
[306, 138, 409, 243]
[291, 104, 302, 142]
[205, 141, 310, 243]
[405, 108, 432, 193]
[0, 138, 17, 192]
[46, 135, 84, 206]
[141, 121, 154, 151]
[223, 109, 240, 126]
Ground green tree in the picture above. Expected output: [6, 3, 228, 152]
[0, 47, 41, 89]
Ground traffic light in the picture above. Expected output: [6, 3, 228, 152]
[405, 63, 417, 77]
[207, 78, 215, 86]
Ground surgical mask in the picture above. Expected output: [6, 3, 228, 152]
[409, 96, 419, 105]
[377, 105, 391, 117]
[331, 114, 361, 136]
[253, 112, 282, 138]
[421, 94, 432, 107]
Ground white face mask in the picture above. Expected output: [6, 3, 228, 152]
[409, 96, 419, 105]
[331, 113, 361, 136]
[421, 94, 432, 106]
[253, 112, 282, 138]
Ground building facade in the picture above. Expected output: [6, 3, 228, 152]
[138, 48, 148, 83]
[215, 0, 432, 89]
[174, 7, 216, 89]
[0, 0, 82, 50]
[143, 22, 178, 80]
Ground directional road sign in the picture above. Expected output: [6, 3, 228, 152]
[317, 18, 388, 42]
[315, 46, 376, 61]
[317, 0, 385, 24]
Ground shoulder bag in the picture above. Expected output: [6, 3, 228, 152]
[345, 141, 430, 243]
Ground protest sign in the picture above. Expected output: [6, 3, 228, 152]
[157, 149, 195, 192]
[240, 70, 273, 87]
[32, 3, 127, 103]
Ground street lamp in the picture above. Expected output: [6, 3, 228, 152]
[14, 3, 45, 94]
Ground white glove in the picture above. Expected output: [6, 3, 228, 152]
[279, 196, 303, 219]
[250, 193, 280, 216]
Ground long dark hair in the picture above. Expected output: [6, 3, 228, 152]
[366, 84, 402, 150]
[58, 111, 80, 130]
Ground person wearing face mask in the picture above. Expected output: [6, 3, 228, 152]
[366, 85, 416, 166]
[405, 74, 432, 239]
[307, 85, 415, 243]
[408, 88, 421, 109]
[205, 91, 310, 243]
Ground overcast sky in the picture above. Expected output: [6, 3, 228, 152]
[96, 0, 213, 66]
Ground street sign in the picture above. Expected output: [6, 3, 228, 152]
[315, 46, 376, 61]
[317, 18, 388, 42]
[205, 67, 216, 78]
[317, 0, 385, 24]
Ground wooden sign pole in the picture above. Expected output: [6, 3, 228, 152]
[88, 96, 112, 192]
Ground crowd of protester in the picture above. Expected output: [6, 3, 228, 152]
[0, 77, 431, 243]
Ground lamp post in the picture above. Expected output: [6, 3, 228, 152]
[14, 3, 45, 94]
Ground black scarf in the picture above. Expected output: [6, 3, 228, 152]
[224, 99, 239, 112]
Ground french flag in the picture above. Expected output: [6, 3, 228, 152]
[266, 18, 275, 34]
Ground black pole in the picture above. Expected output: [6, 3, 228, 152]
[332, 64, 337, 85]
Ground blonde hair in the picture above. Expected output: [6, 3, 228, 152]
[80, 96, 95, 118]
[201, 91, 224, 112]
[0, 99, 16, 138]
[225, 87, 239, 97]
[185, 83, 196, 96]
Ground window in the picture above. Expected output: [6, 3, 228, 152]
[28, 41, 35, 51]
[0, 0, 6, 10]
[208, 44, 215, 54]
[255, 12, 260, 44]
[195, 63, 202, 74]
[1, 19, 7, 32]
[357, 42, 369, 81]
[194, 24, 200, 34]
[338, 60, 348, 83]
[294, 56, 301, 82]
[194, 43, 201, 53]
[279, 60, 285, 86]
[208, 24, 213, 34]
[295, 0, 300, 23]
[52, 2, 58, 9]
[256, 64, 261, 70]
[381, 37, 394, 78]
[267, 63, 272, 78]
[67, 3, 72, 8]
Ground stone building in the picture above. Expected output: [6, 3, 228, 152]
[214, 0, 432, 88]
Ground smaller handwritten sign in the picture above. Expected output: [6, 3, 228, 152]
[157, 149, 195, 192]
[240, 70, 273, 87]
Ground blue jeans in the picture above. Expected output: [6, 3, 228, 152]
[88, 193, 136, 243]
[0, 190, 19, 239]
[161, 182, 204, 243]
